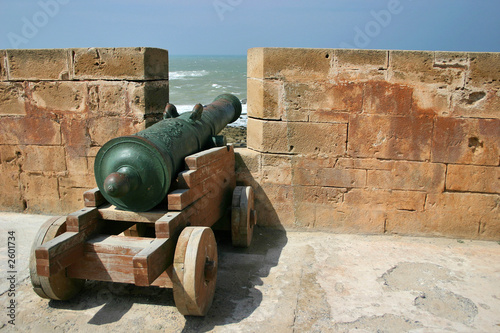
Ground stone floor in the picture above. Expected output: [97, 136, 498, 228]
[1, 212, 499, 332]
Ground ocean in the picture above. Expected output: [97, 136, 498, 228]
[169, 55, 247, 127]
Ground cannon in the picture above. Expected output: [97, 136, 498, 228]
[29, 94, 256, 316]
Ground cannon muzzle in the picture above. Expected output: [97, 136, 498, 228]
[94, 94, 242, 212]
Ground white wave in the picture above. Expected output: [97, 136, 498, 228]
[212, 83, 223, 89]
[169, 70, 209, 80]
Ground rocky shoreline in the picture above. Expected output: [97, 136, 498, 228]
[220, 126, 247, 148]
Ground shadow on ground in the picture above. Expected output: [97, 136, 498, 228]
[48, 226, 288, 331]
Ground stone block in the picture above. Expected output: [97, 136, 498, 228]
[367, 161, 446, 192]
[129, 81, 169, 116]
[29, 81, 86, 112]
[315, 205, 386, 234]
[7, 49, 70, 80]
[0, 117, 61, 145]
[247, 118, 288, 153]
[0, 145, 22, 169]
[446, 164, 500, 194]
[293, 186, 345, 226]
[423, 192, 500, 239]
[247, 78, 281, 120]
[284, 81, 363, 113]
[0, 168, 23, 211]
[61, 118, 92, 157]
[333, 49, 388, 81]
[432, 117, 500, 166]
[389, 50, 465, 87]
[255, 184, 294, 228]
[73, 47, 168, 80]
[385, 211, 438, 237]
[65, 155, 91, 174]
[20, 172, 60, 213]
[467, 52, 500, 88]
[1, 50, 7, 80]
[21, 146, 66, 172]
[287, 122, 347, 155]
[308, 110, 349, 123]
[412, 87, 451, 117]
[363, 81, 412, 116]
[235, 148, 261, 186]
[248, 47, 331, 80]
[348, 114, 433, 161]
[89, 117, 145, 146]
[434, 51, 468, 69]
[261, 154, 291, 185]
[316, 168, 366, 188]
[336, 157, 394, 171]
[344, 189, 426, 212]
[0, 82, 26, 115]
[88, 81, 127, 116]
[451, 88, 500, 119]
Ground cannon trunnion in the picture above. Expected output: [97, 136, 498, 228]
[29, 94, 256, 316]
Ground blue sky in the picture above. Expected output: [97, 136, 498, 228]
[0, 0, 499, 55]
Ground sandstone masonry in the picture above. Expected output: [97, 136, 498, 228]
[238, 48, 500, 240]
[0, 47, 169, 213]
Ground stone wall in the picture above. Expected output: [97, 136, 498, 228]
[0, 47, 169, 214]
[239, 48, 499, 240]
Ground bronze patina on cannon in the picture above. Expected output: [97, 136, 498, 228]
[29, 94, 256, 316]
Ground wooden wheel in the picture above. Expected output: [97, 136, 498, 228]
[172, 227, 218, 316]
[29, 216, 84, 300]
[231, 186, 256, 248]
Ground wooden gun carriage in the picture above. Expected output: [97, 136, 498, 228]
[29, 95, 256, 316]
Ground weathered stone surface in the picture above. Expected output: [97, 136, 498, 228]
[308, 110, 349, 123]
[344, 189, 426, 212]
[420, 193, 500, 239]
[29, 81, 86, 112]
[367, 161, 446, 192]
[129, 81, 169, 116]
[21, 146, 66, 172]
[60, 118, 92, 157]
[7, 49, 70, 80]
[432, 117, 500, 166]
[287, 122, 347, 155]
[0, 50, 7, 80]
[389, 50, 465, 87]
[363, 81, 412, 116]
[411, 86, 450, 117]
[89, 117, 144, 146]
[248, 47, 332, 80]
[255, 184, 294, 228]
[247, 118, 288, 153]
[0, 168, 23, 211]
[333, 49, 387, 81]
[73, 47, 168, 80]
[261, 154, 291, 185]
[284, 81, 363, 113]
[88, 81, 127, 115]
[0, 117, 61, 145]
[446, 164, 500, 194]
[315, 205, 386, 233]
[336, 157, 394, 171]
[434, 51, 468, 69]
[467, 52, 500, 88]
[348, 114, 433, 161]
[316, 168, 366, 188]
[247, 78, 281, 120]
[451, 88, 500, 119]
[0, 82, 25, 115]
[20, 173, 60, 213]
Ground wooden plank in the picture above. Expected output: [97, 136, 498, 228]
[35, 220, 99, 277]
[156, 211, 187, 238]
[177, 151, 235, 189]
[133, 238, 176, 286]
[85, 234, 154, 256]
[67, 256, 135, 284]
[151, 266, 174, 288]
[83, 188, 106, 207]
[185, 145, 233, 169]
[66, 207, 100, 232]
[98, 204, 165, 223]
[168, 167, 235, 211]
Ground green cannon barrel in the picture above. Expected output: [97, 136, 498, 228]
[94, 94, 242, 212]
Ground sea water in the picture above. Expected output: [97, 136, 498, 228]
[169, 55, 247, 127]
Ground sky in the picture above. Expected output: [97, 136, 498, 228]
[0, 0, 499, 55]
